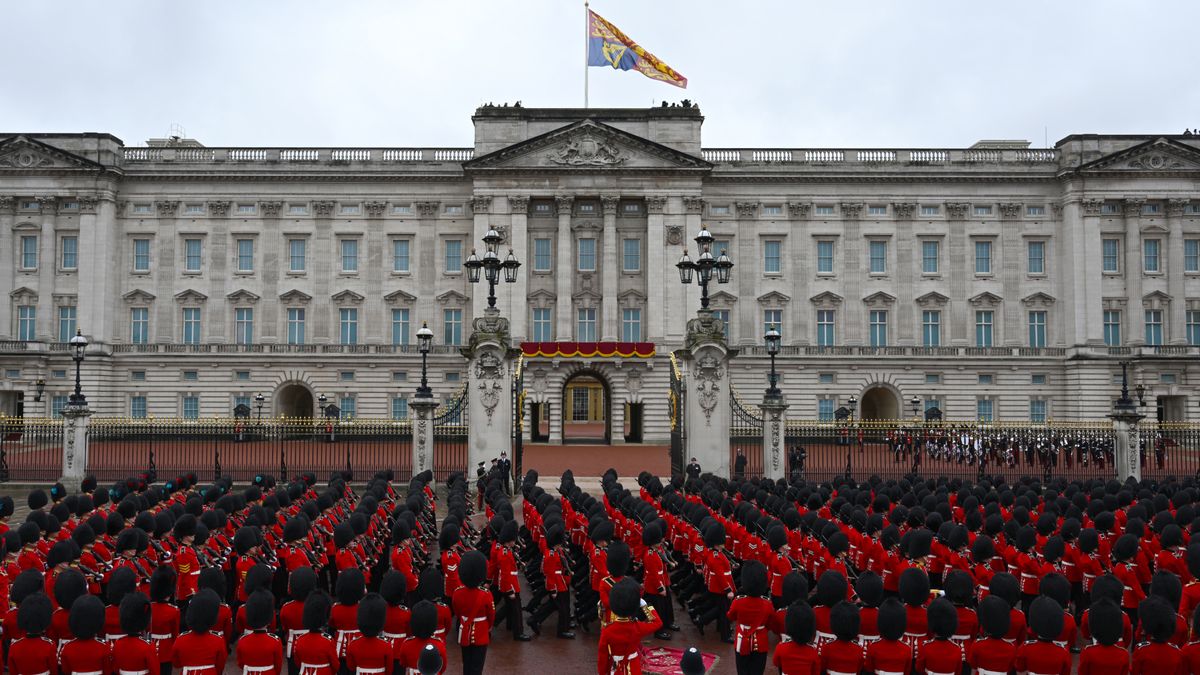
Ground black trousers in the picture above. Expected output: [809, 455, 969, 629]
[460, 644, 487, 675]
[646, 590, 674, 631]
[735, 652, 768, 675]
[699, 591, 731, 638]
[500, 592, 526, 636]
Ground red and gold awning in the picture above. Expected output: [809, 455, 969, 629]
[520, 341, 656, 358]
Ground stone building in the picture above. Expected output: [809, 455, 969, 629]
[1, 105, 1198, 445]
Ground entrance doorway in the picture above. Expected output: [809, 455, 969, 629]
[1157, 395, 1188, 422]
[276, 383, 314, 418]
[624, 402, 644, 443]
[529, 402, 550, 442]
[0, 392, 23, 418]
[860, 386, 900, 420]
[562, 372, 610, 443]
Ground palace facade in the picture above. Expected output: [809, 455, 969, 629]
[1, 105, 1199, 443]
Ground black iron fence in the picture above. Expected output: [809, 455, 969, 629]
[730, 388, 764, 479]
[0, 416, 65, 483]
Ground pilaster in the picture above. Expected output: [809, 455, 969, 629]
[681, 310, 732, 478]
[506, 196, 529, 341]
[601, 195, 619, 341]
[839, 203, 865, 346]
[1076, 199, 1106, 345]
[410, 397, 439, 479]
[1167, 199, 1188, 344]
[645, 195, 667, 342]
[1124, 199, 1145, 345]
[78, 198, 117, 343]
[893, 203, 916, 345]
[945, 202, 970, 346]
[464, 310, 516, 472]
[60, 406, 92, 492]
[154, 200, 179, 343]
[554, 196, 574, 339]
[0, 196, 13, 338]
[36, 196, 58, 340]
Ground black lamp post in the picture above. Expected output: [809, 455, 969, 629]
[764, 325, 781, 400]
[254, 394, 265, 422]
[68, 329, 88, 408]
[1115, 361, 1140, 414]
[676, 227, 733, 311]
[910, 395, 921, 419]
[33, 379, 45, 403]
[416, 322, 434, 399]
[464, 227, 521, 310]
[317, 394, 327, 418]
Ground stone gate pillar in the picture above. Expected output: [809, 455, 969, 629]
[61, 406, 92, 492]
[680, 310, 733, 478]
[1111, 413, 1143, 483]
[409, 396, 438, 478]
[464, 310, 516, 475]
[761, 396, 789, 481]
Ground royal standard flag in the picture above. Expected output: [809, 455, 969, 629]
[587, 10, 687, 89]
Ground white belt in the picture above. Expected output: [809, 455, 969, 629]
[1053, 640, 1068, 648]
[299, 665, 330, 675]
[150, 633, 173, 640]
[458, 616, 487, 643]
[611, 651, 639, 664]
[356, 669, 385, 675]
[286, 629, 309, 657]
[119, 671, 151, 675]
[927, 672, 955, 675]
[951, 634, 971, 642]
[815, 630, 835, 642]
[182, 668, 216, 675]
[75, 672, 102, 675]
[829, 671, 857, 675]
[980, 670, 1007, 675]
[105, 634, 124, 642]
[381, 631, 405, 641]
[335, 629, 360, 655]
[243, 667, 274, 675]
[877, 671, 904, 675]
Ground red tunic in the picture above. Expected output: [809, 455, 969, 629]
[394, 637, 447, 675]
[291, 632, 338, 675]
[59, 637, 112, 675]
[150, 601, 181, 663]
[915, 639, 964, 675]
[171, 631, 229, 675]
[236, 630, 284, 675]
[1183, 584, 1200, 626]
[596, 609, 662, 675]
[773, 641, 821, 675]
[640, 549, 666, 596]
[704, 549, 734, 594]
[7, 636, 57, 675]
[346, 636, 392, 673]
[727, 596, 774, 655]
[1014, 640, 1072, 675]
[111, 636, 158, 675]
[1081, 607, 1134, 649]
[864, 638, 913, 675]
[173, 546, 201, 599]
[1181, 641, 1200, 675]
[1081, 643, 1132, 675]
[450, 587, 495, 646]
[441, 548, 462, 597]
[1132, 642, 1183, 675]
[493, 545, 520, 595]
[279, 600, 306, 657]
[821, 639, 864, 675]
[544, 548, 570, 593]
[329, 602, 360, 657]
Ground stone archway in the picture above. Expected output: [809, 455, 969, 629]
[860, 385, 900, 421]
[276, 382, 314, 418]
[561, 369, 612, 444]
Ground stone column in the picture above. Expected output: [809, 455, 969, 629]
[0, 197, 15, 338]
[78, 197, 118, 343]
[60, 405, 92, 492]
[1167, 199, 1189, 344]
[601, 195, 620, 341]
[840, 203, 865, 345]
[409, 396, 439, 478]
[761, 395, 789, 481]
[945, 203, 970, 345]
[645, 196, 667, 342]
[36, 197, 59, 340]
[734, 202, 758, 346]
[680, 310, 733, 478]
[999, 203, 1023, 346]
[154, 201, 180, 342]
[893, 203, 916, 345]
[1111, 410, 1143, 482]
[413, 201, 441, 347]
[554, 196, 574, 339]
[1124, 199, 1145, 345]
[507, 196, 530, 341]
[1075, 200, 1106, 345]
[464, 310, 516, 472]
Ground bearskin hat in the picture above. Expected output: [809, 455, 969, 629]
[609, 578, 642, 619]
[855, 571, 884, 609]
[606, 541, 631, 578]
[785, 601, 816, 643]
[288, 567, 318, 603]
[70, 523, 95, 550]
[1028, 596, 1064, 641]
[47, 540, 79, 569]
[1039, 573, 1071, 608]
[438, 525, 460, 551]
[106, 567, 137, 606]
[356, 592, 387, 639]
[173, 514, 197, 540]
[458, 550, 487, 590]
[418, 567, 443, 602]
[943, 570, 974, 607]
[1089, 598, 1123, 646]
[17, 592, 52, 635]
[1151, 570, 1183, 609]
[765, 526, 787, 552]
[68, 594, 105, 640]
[17, 521, 40, 546]
[302, 590, 332, 632]
[245, 589, 274, 631]
[233, 527, 260, 556]
[977, 595, 1010, 639]
[52, 569, 87, 611]
[498, 519, 518, 545]
[243, 564, 274, 596]
[335, 568, 365, 606]
[702, 521, 726, 549]
[1139, 595, 1175, 642]
[739, 560, 769, 598]
[410, 600, 438, 639]
[641, 523, 662, 548]
[878, 597, 907, 641]
[781, 572, 808, 607]
[1042, 536, 1064, 564]
[970, 535, 994, 564]
[150, 566, 176, 603]
[830, 601, 860, 642]
[899, 568, 930, 607]
[815, 569, 848, 607]
[119, 592, 152, 635]
[1187, 543, 1200, 580]
[1091, 574, 1122, 604]
[27, 490, 47, 511]
[987, 573, 1019, 608]
[927, 597, 958, 640]
[185, 588, 221, 633]
[198, 567, 226, 598]
[332, 522, 353, 549]
[380, 571, 406, 606]
[283, 517, 308, 543]
[906, 528, 932, 560]
[1112, 533, 1139, 563]
[0, 496, 13, 519]
[115, 528, 140, 553]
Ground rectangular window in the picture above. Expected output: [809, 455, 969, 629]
[339, 308, 359, 345]
[1028, 310, 1047, 348]
[130, 396, 147, 419]
[184, 238, 202, 272]
[391, 397, 409, 421]
[133, 238, 151, 272]
[1144, 239, 1161, 273]
[925, 373, 940, 384]
[975, 310, 994, 347]
[287, 204, 307, 215]
[816, 309, 835, 347]
[236, 204, 255, 214]
[974, 240, 992, 274]
[20, 235, 38, 269]
[60, 236, 77, 269]
[340, 204, 360, 215]
[182, 308, 201, 345]
[131, 371, 146, 382]
[920, 205, 940, 216]
[1030, 399, 1047, 423]
[869, 310, 888, 347]
[1143, 203, 1160, 215]
[57, 306, 76, 343]
[236, 238, 254, 272]
[51, 370, 66, 379]
[231, 308, 251, 345]
[818, 373, 835, 384]
[978, 374, 994, 385]
[531, 308, 552, 342]
[921, 241, 939, 274]
[763, 240, 782, 274]
[814, 205, 835, 216]
[339, 397, 356, 419]
[339, 371, 355, 382]
[234, 396, 251, 411]
[444, 205, 463, 215]
[763, 309, 782, 338]
[533, 238, 552, 272]
[51, 396, 68, 418]
[762, 205, 782, 216]
[340, 239, 359, 272]
[1186, 239, 1199, 273]
[1103, 310, 1122, 346]
[922, 310, 941, 347]
[974, 205, 993, 217]
[714, 239, 732, 259]
[577, 238, 596, 271]
[130, 308, 149, 344]
[446, 372, 460, 383]
[576, 308, 597, 341]
[287, 308, 305, 345]
[16, 306, 36, 341]
[818, 398, 835, 421]
[1102, 238, 1120, 273]
[816, 240, 834, 273]
[288, 239, 306, 272]
[392, 372, 407, 382]
[392, 239, 410, 272]
[182, 371, 198, 381]
[1162, 373, 1178, 384]
[393, 204, 413, 215]
[235, 370, 250, 381]
[1188, 310, 1200, 346]
[1032, 374, 1047, 385]
[391, 308, 410, 346]
[1027, 206, 1046, 216]
[712, 310, 730, 339]
[622, 238, 641, 272]
[868, 205, 887, 216]
[444, 240, 462, 272]
[868, 240, 887, 274]
[443, 308, 462, 346]
[184, 204, 205, 215]
[622, 308, 642, 342]
[710, 205, 730, 216]
[182, 396, 199, 420]
[1027, 240, 1045, 275]
[976, 399, 994, 422]
[1145, 309, 1164, 346]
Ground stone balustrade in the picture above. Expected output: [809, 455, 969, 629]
[122, 147, 477, 164]
[700, 147, 1059, 165]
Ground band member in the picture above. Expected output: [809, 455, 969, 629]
[379, 571, 412, 646]
[597, 579, 661, 675]
[727, 560, 774, 675]
[171, 588, 229, 675]
[1133, 596, 1184, 675]
[149, 566, 182, 675]
[346, 594, 392, 675]
[292, 592, 339, 675]
[451, 550, 494, 675]
[7, 593, 56, 675]
[236, 590, 284, 675]
[50, 569, 87, 652]
[773, 602, 820, 675]
[59, 595, 110, 675]
[697, 522, 734, 642]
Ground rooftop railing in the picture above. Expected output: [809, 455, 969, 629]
[700, 147, 1059, 165]
[122, 147, 476, 164]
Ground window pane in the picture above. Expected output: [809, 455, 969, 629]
[1028, 310, 1046, 348]
[763, 309, 782, 337]
[1030, 399, 1047, 423]
[182, 308, 201, 344]
[533, 238, 552, 272]
[61, 236, 77, 269]
[1027, 241, 1045, 274]
[237, 239, 254, 272]
[1184, 239, 1199, 273]
[17, 306, 36, 341]
[818, 399, 835, 421]
[1144, 239, 1161, 272]
[975, 311, 993, 347]
[393, 240, 410, 272]
[576, 308, 597, 341]
[921, 241, 939, 274]
[287, 308, 306, 345]
[289, 239, 306, 272]
[130, 308, 148, 344]
[868, 241, 887, 274]
[20, 236, 37, 269]
[340, 308, 358, 345]
[1103, 310, 1121, 347]
[764, 240, 781, 273]
[58, 306, 76, 343]
[622, 239, 640, 272]
[817, 241, 834, 273]
[235, 308, 254, 345]
[1145, 309, 1163, 346]
[182, 396, 199, 420]
[340, 239, 359, 272]
[577, 238, 596, 271]
[922, 310, 940, 347]
[621, 308, 642, 342]
[976, 399, 993, 422]
[712, 310, 730, 340]
[1102, 239, 1119, 273]
[974, 241, 992, 274]
[816, 309, 835, 346]
[391, 308, 410, 346]
[445, 240, 462, 272]
[133, 239, 151, 271]
[339, 397, 356, 419]
[869, 310, 888, 347]
[184, 239, 202, 272]
[130, 396, 147, 419]
[443, 309, 462, 345]
[1187, 310, 1200, 346]
[392, 397, 408, 421]
[532, 308, 552, 342]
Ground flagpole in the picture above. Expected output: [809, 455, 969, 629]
[583, 0, 589, 108]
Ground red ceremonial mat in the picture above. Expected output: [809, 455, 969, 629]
[640, 645, 720, 675]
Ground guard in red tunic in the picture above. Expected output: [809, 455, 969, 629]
[347, 594, 393, 675]
[820, 602, 864, 675]
[450, 550, 493, 675]
[330, 568, 364, 659]
[59, 595, 110, 675]
[864, 599, 912, 675]
[149, 566, 182, 675]
[492, 520, 530, 641]
[235, 590, 284, 675]
[291, 592, 339, 675]
[966, 596, 1017, 675]
[280, 519, 313, 574]
[596, 578, 661, 675]
[395, 601, 447, 675]
[196, 568, 233, 645]
[697, 522, 734, 642]
[639, 524, 673, 640]
[50, 569, 86, 654]
[530, 526, 573, 639]
[772, 603, 821, 675]
[234, 565, 277, 635]
[171, 515, 202, 604]
[438, 526, 463, 600]
[171, 589, 229, 675]
[1079, 598, 1131, 675]
[280, 567, 318, 675]
[1114, 535, 1147, 628]
[727, 560, 775, 674]
[1014, 596, 1071, 675]
[765, 527, 794, 610]
[111, 592, 158, 675]
[915, 599, 963, 675]
[7, 592, 55, 675]
[898, 567, 930, 655]
[389, 522, 419, 605]
[598, 541, 631, 631]
[1133, 596, 1184, 675]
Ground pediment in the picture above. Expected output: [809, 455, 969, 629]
[709, 290, 738, 305]
[572, 288, 603, 302]
[1077, 137, 1200, 174]
[527, 289, 557, 309]
[915, 291, 950, 307]
[331, 289, 364, 305]
[0, 136, 106, 172]
[617, 289, 646, 302]
[9, 286, 37, 301]
[226, 289, 261, 304]
[757, 291, 791, 305]
[1143, 290, 1172, 303]
[1021, 292, 1056, 307]
[463, 119, 711, 173]
[809, 291, 843, 306]
[383, 289, 416, 305]
[122, 288, 155, 304]
[174, 289, 208, 304]
[279, 289, 312, 304]
[969, 291, 1003, 307]
[862, 291, 897, 307]
[436, 290, 468, 306]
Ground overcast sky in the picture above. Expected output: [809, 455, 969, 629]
[5, 1, 1197, 149]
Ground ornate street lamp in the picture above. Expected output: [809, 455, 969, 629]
[317, 394, 328, 417]
[677, 227, 733, 311]
[254, 394, 265, 422]
[416, 322, 434, 399]
[68, 329, 88, 408]
[764, 325, 782, 400]
[33, 379, 45, 403]
[465, 227, 520, 310]
[910, 395, 921, 419]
